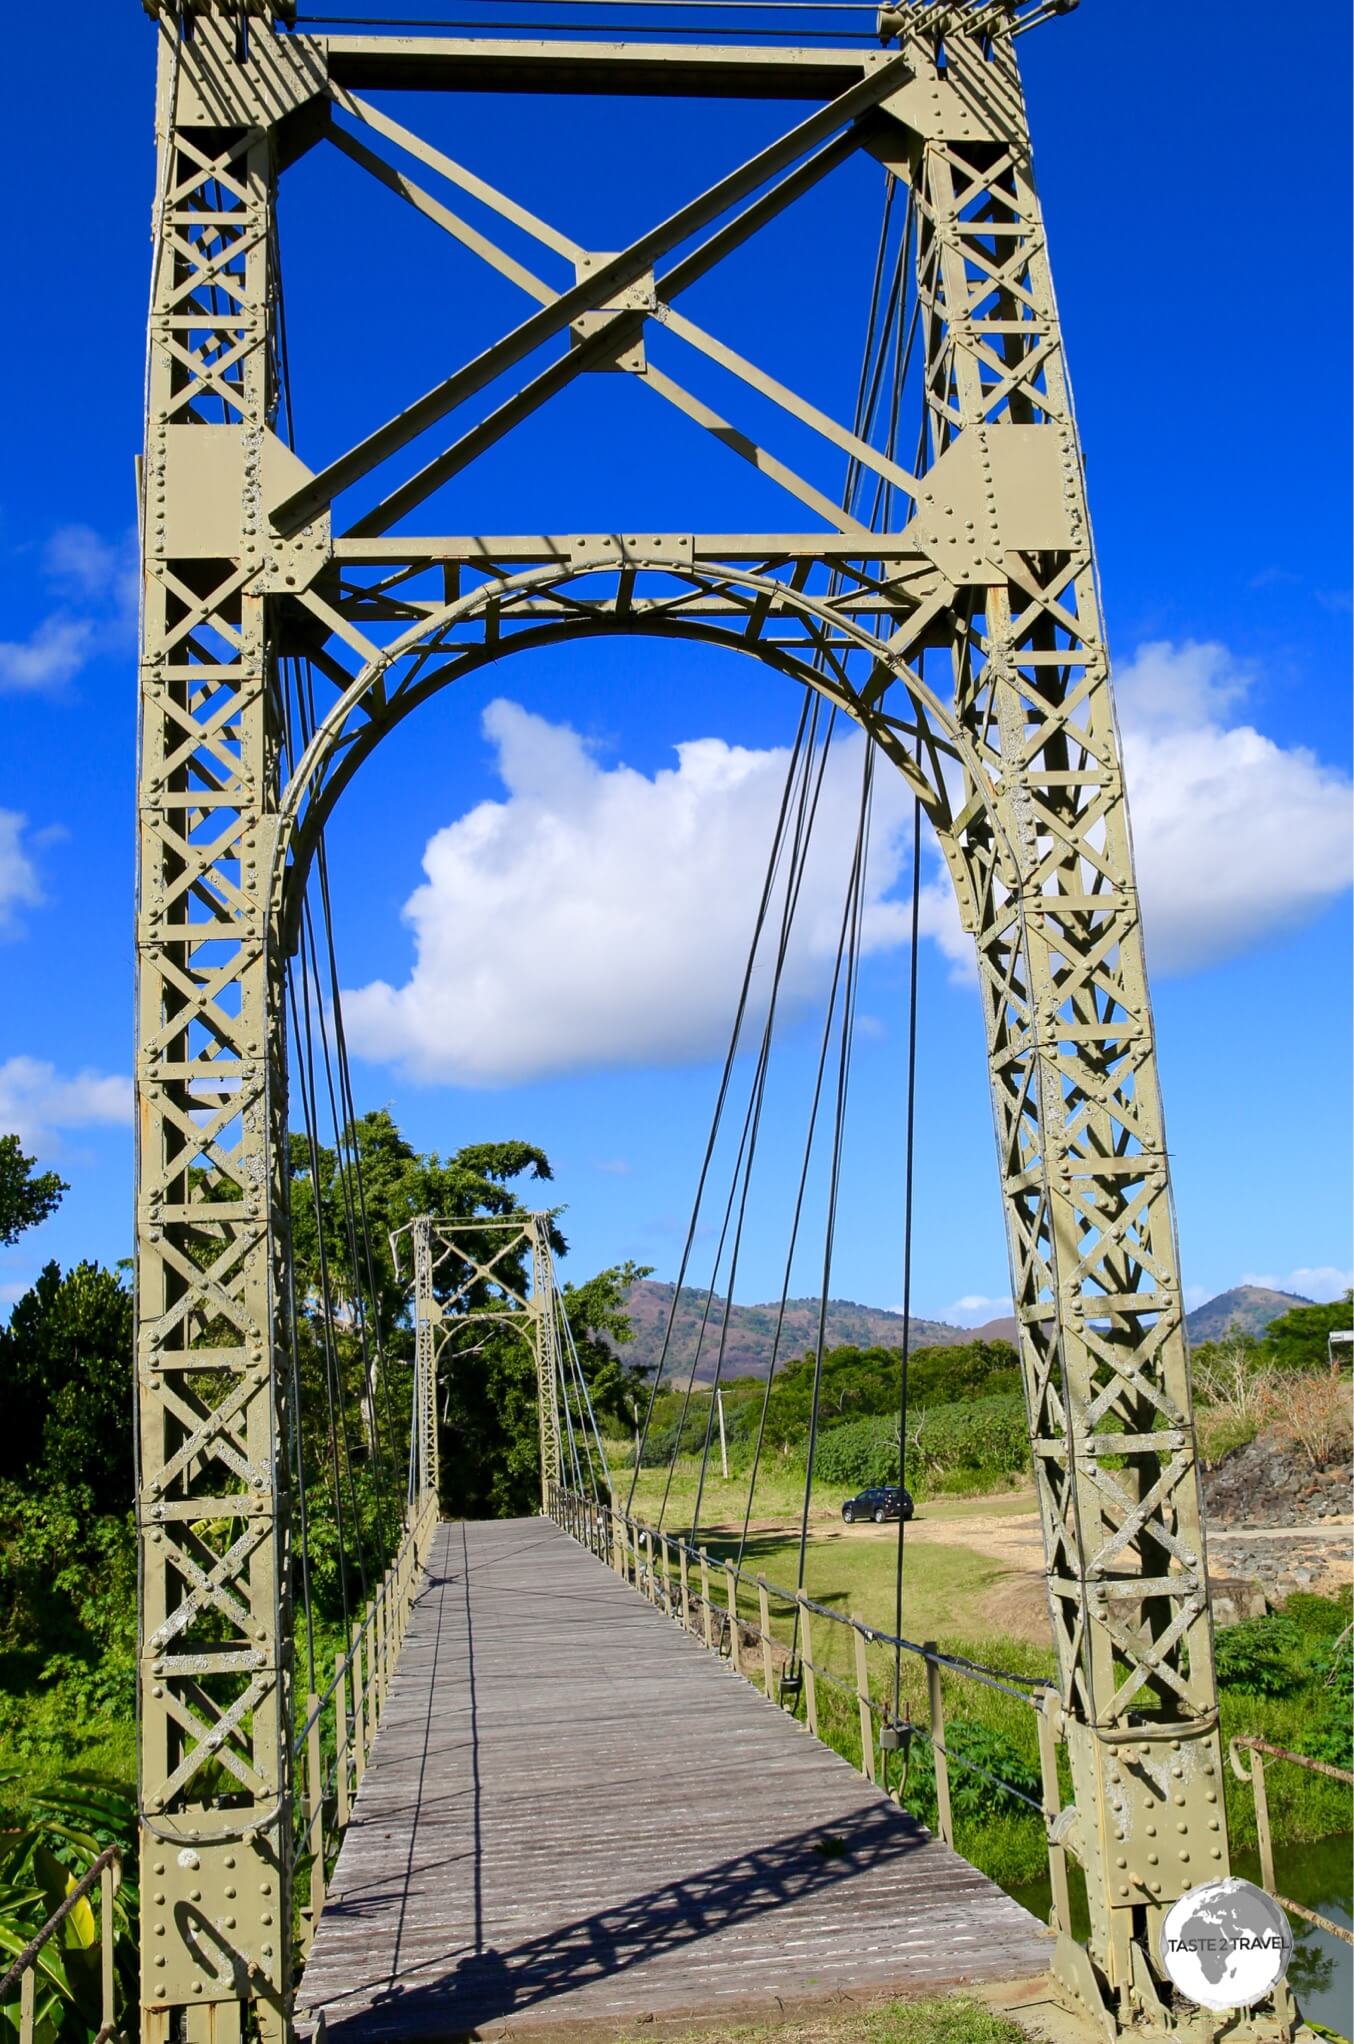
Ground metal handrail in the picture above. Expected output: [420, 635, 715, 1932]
[290, 1486, 439, 1960]
[1229, 1735, 1354, 1948]
[0, 1844, 121, 2043]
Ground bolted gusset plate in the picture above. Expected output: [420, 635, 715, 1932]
[1098, 1723, 1230, 1909]
[141, 1816, 286, 2010]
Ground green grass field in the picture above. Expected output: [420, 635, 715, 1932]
[616, 1996, 1030, 2044]
[616, 1453, 1030, 1531]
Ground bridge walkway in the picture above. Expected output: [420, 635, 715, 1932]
[297, 1518, 1051, 2039]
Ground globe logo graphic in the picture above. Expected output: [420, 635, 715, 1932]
[1160, 1878, 1293, 2012]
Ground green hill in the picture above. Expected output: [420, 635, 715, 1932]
[619, 1281, 963, 1383]
[1184, 1285, 1313, 1344]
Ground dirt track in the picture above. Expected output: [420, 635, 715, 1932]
[774, 1493, 1354, 1637]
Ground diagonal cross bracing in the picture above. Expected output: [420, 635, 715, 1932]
[135, 10, 1241, 2042]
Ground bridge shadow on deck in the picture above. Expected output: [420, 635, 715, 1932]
[319, 1802, 931, 2039]
[298, 1518, 1049, 2040]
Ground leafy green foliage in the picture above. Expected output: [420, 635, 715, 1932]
[813, 1416, 899, 1489]
[0, 1484, 136, 1731]
[0, 1774, 137, 2041]
[904, 1719, 1042, 1825]
[911, 1394, 1029, 1485]
[1259, 1293, 1353, 1370]
[0, 1265, 133, 1512]
[1213, 1615, 1304, 1698]
[0, 1136, 65, 1249]
[724, 1341, 1020, 1456]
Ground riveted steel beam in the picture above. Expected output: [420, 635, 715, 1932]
[136, 8, 1251, 2036]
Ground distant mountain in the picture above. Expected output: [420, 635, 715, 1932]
[616, 1281, 970, 1384]
[1185, 1285, 1312, 1344]
[610, 1281, 1315, 1379]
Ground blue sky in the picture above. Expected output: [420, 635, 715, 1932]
[0, 0, 1350, 1328]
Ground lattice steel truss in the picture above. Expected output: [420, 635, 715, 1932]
[392, 1211, 565, 1510]
[134, 3, 1265, 2037]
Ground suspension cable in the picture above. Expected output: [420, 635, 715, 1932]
[891, 792, 922, 1728]
[559, 1295, 613, 1497]
[685, 694, 841, 1545]
[627, 685, 819, 1505]
[655, 696, 829, 1534]
[733, 173, 910, 1565]
[793, 742, 873, 1610]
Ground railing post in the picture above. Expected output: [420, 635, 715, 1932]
[612, 1512, 625, 1576]
[724, 1561, 739, 1670]
[1036, 1686, 1070, 1935]
[853, 1621, 876, 1783]
[100, 1856, 116, 2036]
[306, 1691, 326, 1949]
[352, 1619, 367, 1784]
[375, 1582, 388, 1721]
[925, 1648, 953, 1848]
[660, 1534, 673, 1614]
[335, 1651, 351, 1829]
[757, 1578, 775, 1697]
[699, 1548, 713, 1649]
[20, 1963, 33, 2044]
[679, 1542, 691, 1630]
[642, 1527, 654, 1601]
[1251, 1750, 1276, 1897]
[797, 1592, 818, 1736]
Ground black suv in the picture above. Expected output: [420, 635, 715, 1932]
[841, 1485, 914, 1525]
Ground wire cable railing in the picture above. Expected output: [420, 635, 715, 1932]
[0, 1847, 121, 2044]
[289, 1489, 440, 1952]
[1229, 1737, 1354, 1950]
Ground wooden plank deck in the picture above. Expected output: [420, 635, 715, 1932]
[297, 1518, 1051, 2039]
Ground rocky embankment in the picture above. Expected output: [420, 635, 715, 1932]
[1203, 1429, 1352, 1615]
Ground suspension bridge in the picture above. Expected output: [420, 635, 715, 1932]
[115, 1, 1314, 2040]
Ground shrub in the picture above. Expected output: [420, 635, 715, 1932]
[813, 1416, 899, 1490]
[904, 1719, 1042, 1825]
[1213, 1614, 1304, 1698]
[912, 1394, 1029, 1482]
[1256, 1369, 1353, 1470]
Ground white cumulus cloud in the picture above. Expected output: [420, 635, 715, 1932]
[1115, 640, 1353, 973]
[0, 812, 42, 934]
[0, 523, 137, 696]
[0, 616, 96, 694]
[935, 1293, 1013, 1327]
[1239, 1266, 1353, 1305]
[344, 698, 952, 1087]
[344, 636, 1351, 1088]
[0, 1057, 132, 1150]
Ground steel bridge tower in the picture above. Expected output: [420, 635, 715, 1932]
[395, 1211, 567, 1510]
[133, 1, 1259, 2037]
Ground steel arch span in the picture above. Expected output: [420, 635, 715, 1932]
[134, 6, 1243, 2039]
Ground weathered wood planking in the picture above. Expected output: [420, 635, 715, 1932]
[297, 1519, 1050, 2038]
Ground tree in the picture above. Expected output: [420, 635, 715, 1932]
[281, 1110, 644, 1528]
[0, 1134, 65, 1247]
[437, 1261, 651, 1518]
[1260, 1293, 1353, 1371]
[288, 1109, 561, 1339]
[0, 1260, 134, 1512]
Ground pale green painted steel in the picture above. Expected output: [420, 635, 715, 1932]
[133, 3, 1268, 2038]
